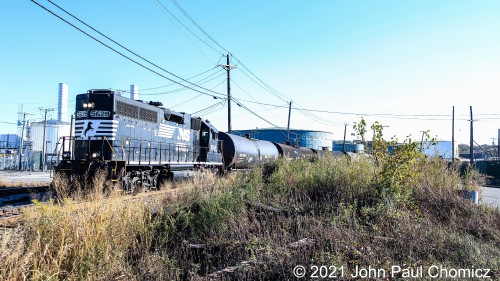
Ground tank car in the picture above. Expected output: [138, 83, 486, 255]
[55, 89, 223, 192]
[219, 132, 279, 169]
[272, 142, 315, 160]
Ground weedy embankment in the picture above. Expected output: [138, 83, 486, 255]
[1, 157, 499, 280]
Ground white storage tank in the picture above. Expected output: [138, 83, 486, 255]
[29, 120, 71, 154]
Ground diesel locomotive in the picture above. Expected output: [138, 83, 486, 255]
[55, 89, 329, 192]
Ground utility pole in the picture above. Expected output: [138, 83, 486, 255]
[69, 114, 74, 157]
[490, 138, 497, 159]
[452, 106, 455, 161]
[287, 101, 292, 142]
[18, 112, 30, 171]
[420, 130, 426, 151]
[343, 123, 348, 153]
[219, 53, 236, 133]
[40, 107, 54, 171]
[470, 106, 474, 164]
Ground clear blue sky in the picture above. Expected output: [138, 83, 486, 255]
[1, 0, 499, 145]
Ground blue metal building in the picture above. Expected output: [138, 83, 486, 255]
[0, 134, 20, 149]
[231, 128, 333, 150]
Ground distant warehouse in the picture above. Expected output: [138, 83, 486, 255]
[231, 128, 333, 151]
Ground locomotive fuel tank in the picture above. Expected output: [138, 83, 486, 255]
[219, 132, 279, 169]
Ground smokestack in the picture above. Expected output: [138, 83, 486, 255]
[130, 84, 138, 100]
[58, 83, 68, 122]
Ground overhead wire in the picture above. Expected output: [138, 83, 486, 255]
[229, 96, 279, 127]
[140, 66, 221, 91]
[142, 71, 225, 96]
[35, 0, 226, 99]
[169, 0, 229, 54]
[36, 0, 499, 129]
[192, 100, 226, 116]
[171, 78, 226, 108]
[231, 57, 289, 103]
[231, 79, 286, 123]
[153, 0, 224, 56]
[220, 97, 460, 121]
[0, 121, 18, 125]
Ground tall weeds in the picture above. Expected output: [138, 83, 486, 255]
[1, 157, 499, 280]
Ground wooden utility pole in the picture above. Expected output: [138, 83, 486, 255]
[219, 54, 236, 133]
[69, 114, 74, 157]
[40, 107, 54, 171]
[452, 106, 455, 160]
[343, 123, 348, 153]
[470, 106, 474, 163]
[18, 112, 30, 171]
[287, 101, 292, 142]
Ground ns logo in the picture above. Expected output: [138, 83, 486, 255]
[176, 128, 191, 142]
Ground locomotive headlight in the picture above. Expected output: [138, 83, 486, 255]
[83, 102, 95, 109]
[91, 152, 99, 159]
[62, 152, 71, 159]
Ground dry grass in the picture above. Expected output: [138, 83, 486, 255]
[0, 179, 49, 188]
[1, 158, 499, 280]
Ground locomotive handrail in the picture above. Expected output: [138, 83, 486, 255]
[103, 137, 118, 160]
[107, 137, 215, 165]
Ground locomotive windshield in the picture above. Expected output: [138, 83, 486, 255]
[75, 92, 114, 120]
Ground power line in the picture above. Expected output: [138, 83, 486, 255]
[169, 0, 229, 54]
[34, 0, 226, 99]
[140, 66, 220, 91]
[230, 96, 279, 128]
[192, 100, 226, 116]
[126, 0, 500, 128]
[232, 62, 289, 104]
[141, 71, 225, 96]
[172, 78, 226, 108]
[231, 78, 286, 123]
[224, 97, 461, 121]
[153, 0, 224, 56]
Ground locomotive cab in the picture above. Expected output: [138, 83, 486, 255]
[199, 119, 221, 163]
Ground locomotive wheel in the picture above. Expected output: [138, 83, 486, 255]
[131, 177, 143, 195]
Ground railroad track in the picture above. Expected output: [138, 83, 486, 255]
[0, 186, 52, 227]
[0, 186, 50, 196]
[0, 205, 31, 227]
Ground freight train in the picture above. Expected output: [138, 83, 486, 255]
[55, 89, 329, 192]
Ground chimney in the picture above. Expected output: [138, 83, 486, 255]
[58, 83, 68, 122]
[130, 84, 138, 100]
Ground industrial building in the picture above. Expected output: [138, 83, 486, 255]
[0, 134, 20, 149]
[332, 139, 457, 160]
[0, 134, 21, 170]
[231, 128, 333, 150]
[332, 141, 365, 153]
[0, 83, 73, 170]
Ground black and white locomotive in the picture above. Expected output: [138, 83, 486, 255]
[56, 89, 222, 192]
[55, 89, 331, 192]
